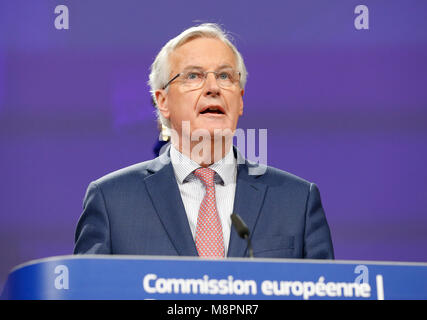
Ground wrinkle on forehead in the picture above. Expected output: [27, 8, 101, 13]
[168, 38, 237, 76]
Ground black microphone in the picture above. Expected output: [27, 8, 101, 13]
[231, 213, 254, 258]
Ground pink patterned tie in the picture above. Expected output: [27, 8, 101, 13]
[194, 168, 225, 259]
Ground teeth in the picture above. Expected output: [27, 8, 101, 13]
[201, 106, 223, 114]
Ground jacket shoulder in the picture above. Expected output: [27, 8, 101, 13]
[246, 160, 312, 189]
[265, 165, 311, 186]
[91, 157, 161, 189]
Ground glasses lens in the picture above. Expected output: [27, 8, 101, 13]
[179, 69, 240, 90]
[182, 71, 204, 88]
[217, 70, 237, 88]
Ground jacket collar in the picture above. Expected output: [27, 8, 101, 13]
[144, 144, 268, 257]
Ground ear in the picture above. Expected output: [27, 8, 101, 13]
[239, 88, 244, 116]
[155, 89, 170, 119]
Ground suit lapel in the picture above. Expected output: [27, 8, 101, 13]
[227, 157, 268, 257]
[144, 151, 198, 257]
[143, 146, 267, 258]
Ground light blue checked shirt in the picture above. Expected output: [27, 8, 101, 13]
[170, 145, 237, 255]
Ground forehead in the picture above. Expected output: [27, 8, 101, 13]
[169, 37, 237, 72]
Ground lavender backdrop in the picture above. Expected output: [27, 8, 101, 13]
[1, 0, 427, 290]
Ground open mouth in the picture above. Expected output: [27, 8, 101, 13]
[199, 105, 225, 115]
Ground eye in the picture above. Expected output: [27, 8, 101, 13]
[218, 72, 231, 80]
[185, 71, 202, 80]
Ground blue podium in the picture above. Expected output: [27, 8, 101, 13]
[2, 255, 427, 300]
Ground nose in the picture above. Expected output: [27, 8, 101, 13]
[203, 72, 220, 97]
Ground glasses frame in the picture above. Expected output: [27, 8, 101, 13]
[162, 69, 241, 90]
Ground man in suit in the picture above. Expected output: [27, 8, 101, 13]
[74, 23, 334, 259]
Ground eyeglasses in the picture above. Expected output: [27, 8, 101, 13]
[162, 68, 241, 90]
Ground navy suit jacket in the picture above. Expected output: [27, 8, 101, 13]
[74, 147, 334, 259]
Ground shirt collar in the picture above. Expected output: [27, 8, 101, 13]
[170, 144, 236, 186]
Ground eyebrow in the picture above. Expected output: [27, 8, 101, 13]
[181, 65, 204, 72]
[181, 64, 234, 72]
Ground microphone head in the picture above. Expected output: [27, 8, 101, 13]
[231, 213, 250, 239]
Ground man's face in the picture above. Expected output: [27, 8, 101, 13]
[156, 37, 244, 141]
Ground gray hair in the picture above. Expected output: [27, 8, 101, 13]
[148, 23, 248, 133]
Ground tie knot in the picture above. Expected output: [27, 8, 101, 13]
[194, 167, 215, 188]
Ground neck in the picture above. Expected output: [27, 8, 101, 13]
[172, 135, 232, 167]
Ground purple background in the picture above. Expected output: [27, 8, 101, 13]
[1, 0, 427, 291]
